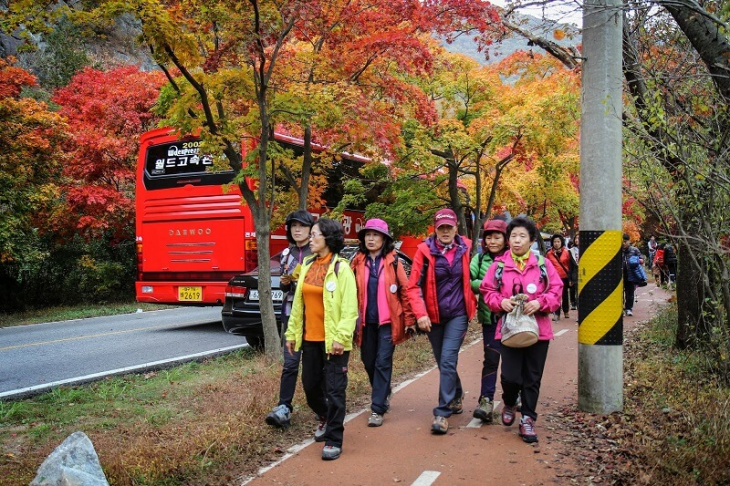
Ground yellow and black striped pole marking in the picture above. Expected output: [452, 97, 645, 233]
[578, 230, 623, 345]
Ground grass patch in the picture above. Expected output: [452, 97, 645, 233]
[0, 302, 172, 328]
[0, 321, 480, 485]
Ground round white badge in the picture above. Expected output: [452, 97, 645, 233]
[390, 284, 398, 293]
[282, 248, 290, 256]
[526, 283, 538, 294]
[326, 281, 337, 292]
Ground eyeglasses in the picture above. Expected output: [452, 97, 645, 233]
[309, 232, 323, 239]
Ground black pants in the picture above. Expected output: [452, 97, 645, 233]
[559, 278, 571, 315]
[569, 281, 578, 309]
[624, 280, 636, 311]
[278, 314, 301, 411]
[500, 340, 550, 421]
[300, 340, 349, 448]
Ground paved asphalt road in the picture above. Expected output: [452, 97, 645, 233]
[0, 307, 247, 399]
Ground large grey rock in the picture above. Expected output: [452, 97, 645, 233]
[31, 431, 109, 486]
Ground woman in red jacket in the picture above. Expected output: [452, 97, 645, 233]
[406, 208, 476, 434]
[546, 234, 577, 321]
[351, 219, 415, 428]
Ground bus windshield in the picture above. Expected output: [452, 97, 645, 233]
[143, 138, 234, 190]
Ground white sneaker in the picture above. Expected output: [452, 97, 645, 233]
[626, 309, 633, 316]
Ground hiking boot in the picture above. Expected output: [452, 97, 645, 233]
[473, 396, 493, 423]
[431, 415, 448, 434]
[314, 417, 327, 442]
[449, 395, 464, 414]
[321, 445, 342, 460]
[368, 412, 384, 427]
[264, 404, 291, 428]
[519, 416, 538, 443]
[501, 403, 516, 426]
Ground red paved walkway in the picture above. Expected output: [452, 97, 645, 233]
[244, 283, 672, 485]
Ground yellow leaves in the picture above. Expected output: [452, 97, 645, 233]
[553, 29, 566, 41]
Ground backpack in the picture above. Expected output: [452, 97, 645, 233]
[654, 249, 665, 266]
[494, 254, 549, 293]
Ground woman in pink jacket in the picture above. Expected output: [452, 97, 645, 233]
[479, 216, 563, 444]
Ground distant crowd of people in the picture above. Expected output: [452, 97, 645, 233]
[262, 208, 672, 461]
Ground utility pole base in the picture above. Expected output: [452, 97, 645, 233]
[578, 344, 623, 413]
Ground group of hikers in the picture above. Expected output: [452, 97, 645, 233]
[262, 208, 564, 461]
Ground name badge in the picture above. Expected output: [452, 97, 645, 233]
[526, 283, 538, 294]
[390, 284, 398, 293]
[326, 281, 337, 292]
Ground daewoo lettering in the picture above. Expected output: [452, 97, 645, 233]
[169, 228, 212, 236]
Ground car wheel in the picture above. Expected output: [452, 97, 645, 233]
[243, 334, 264, 350]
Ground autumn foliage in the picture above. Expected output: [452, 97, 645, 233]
[0, 58, 66, 264]
[51, 66, 166, 241]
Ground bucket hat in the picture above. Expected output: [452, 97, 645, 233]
[358, 218, 392, 241]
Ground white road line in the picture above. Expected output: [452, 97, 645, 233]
[466, 418, 482, 428]
[243, 338, 486, 485]
[411, 471, 441, 486]
[0, 344, 248, 399]
[554, 329, 569, 337]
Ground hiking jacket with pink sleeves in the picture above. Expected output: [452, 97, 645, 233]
[479, 252, 564, 341]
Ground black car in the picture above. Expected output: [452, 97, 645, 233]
[221, 245, 412, 349]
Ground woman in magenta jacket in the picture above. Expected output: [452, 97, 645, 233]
[406, 208, 476, 435]
[479, 216, 563, 444]
[351, 218, 416, 428]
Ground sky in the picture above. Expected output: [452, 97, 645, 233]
[491, 0, 584, 27]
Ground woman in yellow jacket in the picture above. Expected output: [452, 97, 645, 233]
[285, 218, 358, 461]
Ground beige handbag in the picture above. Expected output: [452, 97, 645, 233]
[501, 294, 539, 348]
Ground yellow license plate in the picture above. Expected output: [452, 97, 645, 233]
[178, 286, 203, 302]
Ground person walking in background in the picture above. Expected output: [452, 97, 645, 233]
[546, 234, 577, 321]
[654, 242, 667, 286]
[664, 243, 677, 288]
[285, 218, 358, 461]
[622, 234, 643, 316]
[407, 208, 476, 435]
[480, 216, 563, 444]
[568, 234, 580, 311]
[647, 236, 657, 270]
[469, 218, 508, 423]
[351, 218, 415, 428]
[265, 210, 314, 429]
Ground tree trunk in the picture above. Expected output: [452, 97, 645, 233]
[656, 0, 730, 102]
[299, 125, 313, 210]
[675, 243, 701, 348]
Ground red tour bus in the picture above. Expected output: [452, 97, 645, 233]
[135, 128, 403, 306]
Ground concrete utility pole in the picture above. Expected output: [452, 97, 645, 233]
[577, 0, 624, 413]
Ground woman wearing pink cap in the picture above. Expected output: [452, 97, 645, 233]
[351, 218, 416, 427]
[406, 208, 477, 434]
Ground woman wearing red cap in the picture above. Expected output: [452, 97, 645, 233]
[469, 217, 509, 423]
[406, 208, 476, 434]
[351, 218, 416, 427]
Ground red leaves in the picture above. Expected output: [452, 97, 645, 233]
[0, 58, 38, 99]
[51, 66, 166, 241]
